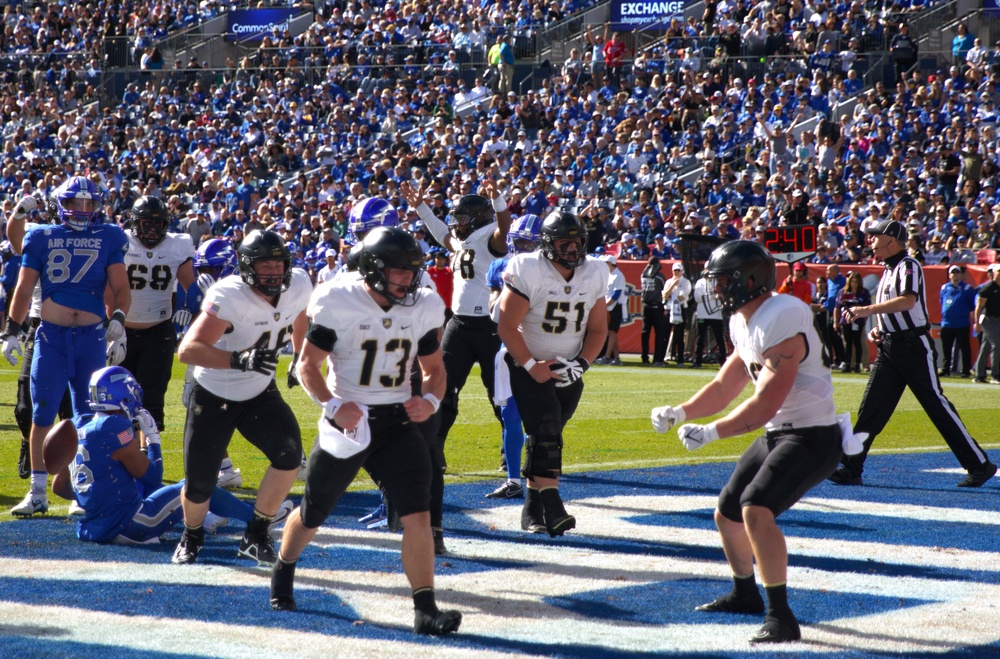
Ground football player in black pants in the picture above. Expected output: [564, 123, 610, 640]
[497, 212, 608, 537]
[119, 196, 196, 431]
[405, 181, 512, 467]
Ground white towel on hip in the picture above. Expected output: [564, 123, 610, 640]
[836, 412, 867, 456]
[318, 405, 371, 459]
[494, 345, 513, 406]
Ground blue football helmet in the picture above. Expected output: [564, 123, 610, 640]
[54, 176, 104, 231]
[89, 366, 144, 421]
[347, 197, 399, 245]
[193, 238, 238, 279]
[506, 214, 542, 254]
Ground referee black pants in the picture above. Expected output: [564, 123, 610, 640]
[843, 331, 990, 474]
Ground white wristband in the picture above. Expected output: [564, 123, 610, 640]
[491, 195, 508, 213]
[522, 358, 537, 371]
[322, 397, 343, 420]
[422, 393, 441, 413]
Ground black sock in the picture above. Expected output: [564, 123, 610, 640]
[733, 573, 758, 599]
[247, 509, 273, 536]
[271, 554, 297, 594]
[764, 583, 792, 618]
[413, 587, 438, 617]
[184, 524, 205, 543]
[538, 487, 566, 516]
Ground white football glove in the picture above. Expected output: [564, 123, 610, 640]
[651, 405, 685, 434]
[196, 273, 216, 295]
[677, 423, 721, 451]
[106, 336, 127, 366]
[2, 333, 22, 366]
[105, 309, 126, 342]
[134, 408, 160, 445]
[172, 309, 193, 327]
[13, 194, 37, 219]
[550, 356, 589, 388]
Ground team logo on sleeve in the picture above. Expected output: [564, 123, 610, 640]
[382, 318, 392, 329]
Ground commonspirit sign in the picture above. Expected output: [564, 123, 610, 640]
[610, 0, 687, 30]
[227, 8, 298, 42]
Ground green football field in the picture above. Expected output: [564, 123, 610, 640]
[1, 354, 998, 520]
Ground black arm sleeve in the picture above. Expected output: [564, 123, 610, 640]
[417, 328, 439, 356]
[305, 319, 337, 353]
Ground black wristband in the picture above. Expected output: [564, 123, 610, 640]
[578, 357, 590, 373]
[3, 317, 26, 336]
[109, 309, 126, 325]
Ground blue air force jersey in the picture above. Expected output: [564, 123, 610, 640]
[22, 223, 128, 318]
[70, 412, 143, 543]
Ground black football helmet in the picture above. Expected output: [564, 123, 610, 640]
[237, 230, 292, 296]
[703, 239, 776, 315]
[345, 242, 364, 272]
[447, 194, 494, 241]
[358, 226, 425, 306]
[129, 196, 171, 248]
[540, 211, 586, 270]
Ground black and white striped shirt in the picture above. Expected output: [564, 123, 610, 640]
[875, 252, 930, 334]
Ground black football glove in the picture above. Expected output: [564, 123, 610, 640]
[231, 347, 279, 376]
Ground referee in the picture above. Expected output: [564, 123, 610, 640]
[829, 220, 996, 487]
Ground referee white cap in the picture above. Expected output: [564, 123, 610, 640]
[866, 219, 906, 242]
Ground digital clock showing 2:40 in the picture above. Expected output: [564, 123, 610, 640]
[763, 225, 818, 256]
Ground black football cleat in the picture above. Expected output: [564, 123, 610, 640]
[17, 438, 30, 479]
[238, 531, 277, 566]
[828, 467, 863, 486]
[171, 531, 203, 565]
[414, 609, 462, 636]
[748, 614, 801, 644]
[695, 591, 765, 614]
[957, 461, 997, 488]
[433, 528, 447, 555]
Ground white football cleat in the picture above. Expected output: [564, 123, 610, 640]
[269, 500, 294, 532]
[11, 492, 49, 517]
[68, 500, 86, 516]
[217, 465, 243, 489]
[204, 512, 229, 534]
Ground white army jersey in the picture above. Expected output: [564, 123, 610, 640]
[503, 253, 606, 362]
[194, 269, 312, 401]
[729, 293, 836, 431]
[451, 222, 504, 317]
[308, 278, 445, 405]
[124, 232, 195, 324]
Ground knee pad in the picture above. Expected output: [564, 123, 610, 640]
[717, 484, 743, 524]
[184, 478, 214, 505]
[298, 497, 327, 530]
[522, 434, 562, 479]
[270, 441, 304, 472]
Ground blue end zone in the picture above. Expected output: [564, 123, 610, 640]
[1, 451, 998, 657]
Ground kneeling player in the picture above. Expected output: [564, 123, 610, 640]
[270, 227, 461, 636]
[650, 241, 844, 644]
[51, 366, 288, 544]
